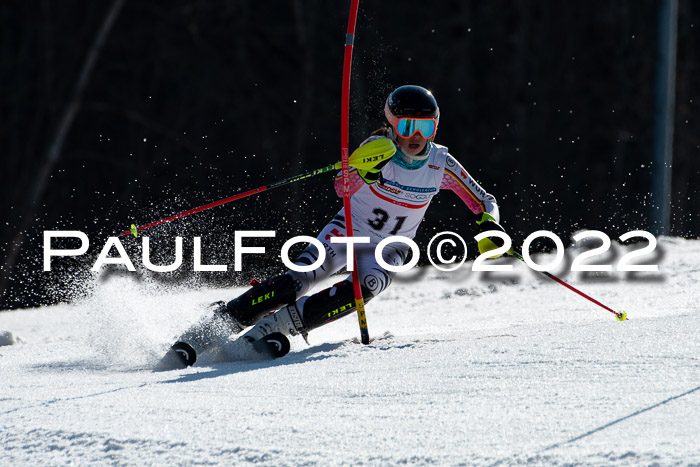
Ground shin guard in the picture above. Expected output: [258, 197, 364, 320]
[299, 280, 373, 331]
[225, 274, 299, 326]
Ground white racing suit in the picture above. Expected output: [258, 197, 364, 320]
[226, 137, 499, 333]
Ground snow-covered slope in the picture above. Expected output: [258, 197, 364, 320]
[1, 237, 698, 465]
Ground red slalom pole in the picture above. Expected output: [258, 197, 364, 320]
[509, 250, 628, 321]
[340, 0, 370, 344]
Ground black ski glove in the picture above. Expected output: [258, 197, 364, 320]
[476, 212, 508, 258]
[357, 157, 391, 184]
[345, 138, 396, 185]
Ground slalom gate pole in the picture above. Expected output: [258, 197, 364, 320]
[508, 249, 628, 321]
[120, 163, 338, 237]
[340, 0, 370, 344]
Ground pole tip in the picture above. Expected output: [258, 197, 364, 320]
[616, 311, 628, 321]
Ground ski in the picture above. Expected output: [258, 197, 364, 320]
[160, 341, 197, 368]
[251, 332, 291, 359]
[157, 332, 291, 370]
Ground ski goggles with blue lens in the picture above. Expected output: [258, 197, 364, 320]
[394, 117, 437, 139]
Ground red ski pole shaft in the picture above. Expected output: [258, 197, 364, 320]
[121, 163, 337, 237]
[509, 249, 627, 320]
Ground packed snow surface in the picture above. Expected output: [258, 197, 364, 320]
[1, 236, 698, 465]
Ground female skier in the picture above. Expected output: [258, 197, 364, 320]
[172, 85, 503, 364]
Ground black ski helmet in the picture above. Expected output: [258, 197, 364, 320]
[384, 85, 440, 136]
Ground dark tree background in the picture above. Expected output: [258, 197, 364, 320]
[1, 0, 698, 309]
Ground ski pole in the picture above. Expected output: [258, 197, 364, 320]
[121, 138, 395, 237]
[339, 0, 370, 344]
[508, 249, 628, 321]
[121, 163, 337, 237]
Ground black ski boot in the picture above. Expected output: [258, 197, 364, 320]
[241, 303, 306, 359]
[160, 274, 299, 368]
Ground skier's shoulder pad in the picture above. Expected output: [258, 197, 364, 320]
[428, 142, 450, 166]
